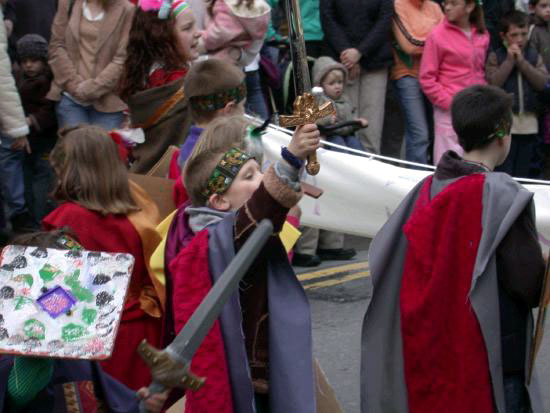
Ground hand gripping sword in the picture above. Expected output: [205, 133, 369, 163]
[136, 219, 274, 412]
[279, 0, 335, 175]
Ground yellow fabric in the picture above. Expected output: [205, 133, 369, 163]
[280, 221, 301, 253]
[149, 209, 178, 298]
[127, 181, 164, 317]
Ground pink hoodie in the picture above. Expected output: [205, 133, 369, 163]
[419, 17, 489, 111]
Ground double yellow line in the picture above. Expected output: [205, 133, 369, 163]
[298, 261, 370, 290]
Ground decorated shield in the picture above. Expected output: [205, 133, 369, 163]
[0, 245, 134, 360]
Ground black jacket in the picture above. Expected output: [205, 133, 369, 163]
[319, 0, 394, 71]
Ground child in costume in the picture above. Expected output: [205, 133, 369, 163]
[41, 125, 164, 391]
[0, 229, 167, 413]
[419, 0, 489, 163]
[167, 118, 320, 413]
[14, 34, 58, 224]
[361, 85, 546, 412]
[119, 0, 201, 173]
[486, 10, 548, 178]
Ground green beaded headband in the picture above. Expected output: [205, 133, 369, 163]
[202, 147, 253, 198]
[485, 116, 512, 142]
[190, 82, 247, 113]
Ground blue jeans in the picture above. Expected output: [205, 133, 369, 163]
[56, 95, 124, 130]
[0, 135, 26, 219]
[245, 70, 269, 120]
[394, 76, 430, 164]
[326, 135, 365, 154]
[503, 374, 530, 413]
[23, 150, 55, 222]
[496, 134, 537, 178]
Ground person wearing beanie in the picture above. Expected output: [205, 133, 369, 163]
[14, 33, 58, 226]
[292, 55, 364, 268]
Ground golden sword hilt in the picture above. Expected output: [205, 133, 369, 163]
[137, 339, 206, 391]
[279, 90, 335, 176]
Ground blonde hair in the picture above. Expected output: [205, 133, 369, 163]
[184, 115, 262, 206]
[50, 125, 140, 215]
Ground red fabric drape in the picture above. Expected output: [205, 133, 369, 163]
[400, 174, 494, 413]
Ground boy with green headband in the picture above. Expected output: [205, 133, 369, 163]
[166, 119, 320, 413]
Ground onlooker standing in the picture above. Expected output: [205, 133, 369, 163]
[15, 34, 58, 222]
[391, 0, 443, 164]
[0, 4, 33, 233]
[48, 0, 135, 130]
[482, 0, 515, 50]
[486, 10, 548, 178]
[419, 0, 489, 164]
[300, 0, 328, 59]
[3, 0, 57, 43]
[320, 0, 394, 154]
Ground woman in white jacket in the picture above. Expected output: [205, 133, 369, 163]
[0, 5, 32, 234]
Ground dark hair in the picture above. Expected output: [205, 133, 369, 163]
[529, 0, 541, 6]
[500, 10, 529, 34]
[10, 228, 80, 250]
[184, 59, 246, 123]
[465, 0, 486, 33]
[119, 9, 184, 100]
[451, 85, 513, 152]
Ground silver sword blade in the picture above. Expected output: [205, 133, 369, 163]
[167, 219, 274, 363]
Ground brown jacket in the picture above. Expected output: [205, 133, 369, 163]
[47, 0, 135, 113]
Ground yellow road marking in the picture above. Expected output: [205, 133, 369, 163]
[297, 261, 369, 282]
[304, 271, 370, 290]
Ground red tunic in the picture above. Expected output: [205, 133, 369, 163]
[43, 202, 162, 390]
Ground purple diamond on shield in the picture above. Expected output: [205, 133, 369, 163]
[37, 286, 77, 318]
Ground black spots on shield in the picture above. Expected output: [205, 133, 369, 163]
[31, 248, 48, 258]
[65, 250, 82, 258]
[113, 271, 126, 278]
[96, 291, 113, 307]
[0, 287, 14, 299]
[93, 274, 111, 285]
[1, 255, 27, 271]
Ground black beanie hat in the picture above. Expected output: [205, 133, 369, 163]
[16, 34, 48, 61]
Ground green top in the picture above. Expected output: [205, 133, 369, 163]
[265, 0, 324, 42]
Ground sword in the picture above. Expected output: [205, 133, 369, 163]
[136, 219, 274, 412]
[279, 0, 335, 175]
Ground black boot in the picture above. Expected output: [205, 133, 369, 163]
[292, 253, 321, 267]
[317, 248, 357, 261]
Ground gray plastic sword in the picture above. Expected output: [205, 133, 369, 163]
[279, 0, 335, 175]
[136, 219, 274, 412]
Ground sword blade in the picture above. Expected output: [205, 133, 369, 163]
[286, 0, 311, 96]
[168, 219, 274, 362]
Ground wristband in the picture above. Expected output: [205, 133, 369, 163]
[281, 147, 304, 170]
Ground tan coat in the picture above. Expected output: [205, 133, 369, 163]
[47, 0, 135, 113]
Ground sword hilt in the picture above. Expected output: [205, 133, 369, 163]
[306, 153, 320, 175]
[137, 339, 205, 412]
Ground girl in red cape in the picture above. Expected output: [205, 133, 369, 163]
[42, 125, 164, 390]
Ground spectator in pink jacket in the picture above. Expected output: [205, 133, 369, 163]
[419, 0, 489, 163]
[198, 0, 270, 67]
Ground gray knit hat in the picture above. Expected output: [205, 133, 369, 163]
[16, 34, 48, 61]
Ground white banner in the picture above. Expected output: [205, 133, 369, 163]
[261, 124, 550, 250]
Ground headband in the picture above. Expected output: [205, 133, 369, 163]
[190, 82, 247, 113]
[202, 147, 253, 198]
[483, 116, 512, 143]
[138, 0, 191, 19]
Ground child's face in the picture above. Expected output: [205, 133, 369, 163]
[532, 0, 550, 21]
[501, 24, 529, 50]
[443, 0, 474, 24]
[174, 11, 201, 62]
[321, 70, 344, 100]
[222, 159, 263, 210]
[21, 58, 45, 77]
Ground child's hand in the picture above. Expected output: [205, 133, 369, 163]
[288, 124, 321, 160]
[356, 118, 368, 128]
[508, 44, 522, 61]
[136, 387, 169, 413]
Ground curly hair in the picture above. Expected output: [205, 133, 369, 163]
[119, 9, 186, 101]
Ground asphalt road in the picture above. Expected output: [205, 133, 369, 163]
[297, 236, 550, 413]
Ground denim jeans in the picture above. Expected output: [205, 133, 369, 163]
[245, 70, 269, 120]
[325, 135, 365, 154]
[0, 135, 26, 219]
[23, 150, 55, 222]
[503, 374, 530, 413]
[496, 134, 538, 178]
[394, 76, 430, 164]
[56, 95, 124, 130]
